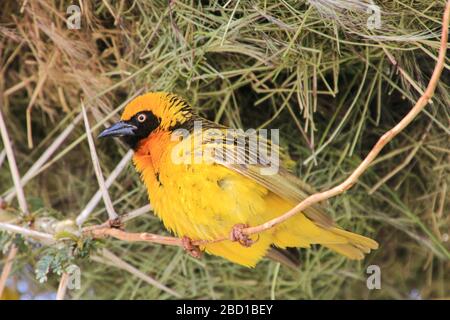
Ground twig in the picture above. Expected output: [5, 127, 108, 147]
[220, 0, 241, 46]
[79, 205, 152, 233]
[122, 204, 152, 223]
[368, 122, 432, 194]
[0, 222, 55, 244]
[237, 0, 450, 238]
[0, 110, 29, 216]
[114, 0, 125, 26]
[56, 272, 69, 300]
[381, 47, 427, 98]
[0, 149, 6, 169]
[0, 218, 184, 255]
[84, 227, 185, 247]
[0, 106, 30, 298]
[26, 51, 58, 149]
[0, 245, 18, 296]
[81, 102, 118, 221]
[101, 0, 118, 22]
[76, 150, 133, 226]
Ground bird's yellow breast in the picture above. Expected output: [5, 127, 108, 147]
[132, 130, 276, 241]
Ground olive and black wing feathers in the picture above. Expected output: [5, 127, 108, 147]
[181, 124, 334, 228]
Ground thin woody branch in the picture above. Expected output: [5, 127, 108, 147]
[85, 227, 181, 246]
[56, 272, 70, 300]
[81, 103, 118, 221]
[0, 95, 30, 297]
[0, 222, 55, 243]
[0, 245, 18, 297]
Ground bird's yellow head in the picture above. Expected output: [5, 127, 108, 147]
[98, 92, 193, 149]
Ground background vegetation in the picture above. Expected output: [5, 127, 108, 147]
[0, 0, 448, 299]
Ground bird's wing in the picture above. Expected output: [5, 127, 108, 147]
[224, 163, 333, 228]
[190, 125, 334, 228]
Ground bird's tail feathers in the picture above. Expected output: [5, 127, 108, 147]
[323, 228, 379, 260]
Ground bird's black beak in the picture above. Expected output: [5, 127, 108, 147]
[98, 121, 137, 138]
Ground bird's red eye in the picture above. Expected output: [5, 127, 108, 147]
[137, 114, 146, 123]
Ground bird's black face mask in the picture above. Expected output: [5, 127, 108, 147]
[98, 111, 161, 149]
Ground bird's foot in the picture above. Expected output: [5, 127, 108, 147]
[230, 223, 254, 247]
[107, 217, 124, 230]
[181, 236, 202, 259]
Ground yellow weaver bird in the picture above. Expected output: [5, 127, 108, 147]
[99, 92, 378, 267]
